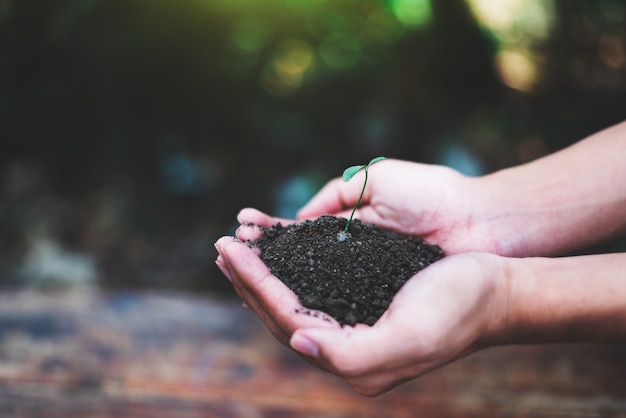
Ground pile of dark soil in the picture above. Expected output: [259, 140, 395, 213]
[252, 215, 444, 326]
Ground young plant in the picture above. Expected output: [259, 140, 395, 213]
[337, 156, 386, 242]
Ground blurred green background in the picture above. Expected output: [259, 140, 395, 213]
[1, 0, 625, 296]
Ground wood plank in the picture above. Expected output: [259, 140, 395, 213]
[0, 290, 624, 417]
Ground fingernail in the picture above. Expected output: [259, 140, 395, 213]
[291, 333, 319, 358]
[215, 257, 232, 282]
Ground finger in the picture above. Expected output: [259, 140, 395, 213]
[237, 208, 295, 228]
[215, 236, 286, 308]
[215, 255, 232, 282]
[292, 315, 435, 374]
[216, 236, 338, 335]
[290, 324, 428, 396]
[297, 176, 367, 220]
[218, 254, 258, 313]
[216, 237, 293, 344]
[217, 237, 298, 307]
[215, 237, 256, 302]
[291, 325, 380, 372]
[235, 223, 265, 243]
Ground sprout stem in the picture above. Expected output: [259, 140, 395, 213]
[343, 166, 369, 233]
[340, 156, 385, 237]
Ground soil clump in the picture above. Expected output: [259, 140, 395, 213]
[252, 215, 444, 326]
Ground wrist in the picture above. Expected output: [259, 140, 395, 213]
[472, 165, 580, 257]
[470, 253, 515, 349]
[472, 122, 626, 257]
[499, 254, 626, 345]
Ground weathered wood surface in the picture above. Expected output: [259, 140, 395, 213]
[0, 290, 625, 417]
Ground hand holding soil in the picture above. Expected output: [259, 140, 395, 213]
[216, 122, 626, 396]
[216, 212, 508, 396]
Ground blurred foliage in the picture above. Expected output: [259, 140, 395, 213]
[0, 0, 625, 293]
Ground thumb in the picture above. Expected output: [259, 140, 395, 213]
[297, 177, 364, 220]
[290, 325, 392, 375]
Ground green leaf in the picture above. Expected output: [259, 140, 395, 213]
[342, 156, 387, 182]
[342, 164, 366, 182]
[368, 156, 386, 165]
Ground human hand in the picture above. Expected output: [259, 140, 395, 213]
[296, 159, 502, 255]
[216, 220, 508, 396]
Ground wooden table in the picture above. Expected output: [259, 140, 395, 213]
[0, 289, 625, 417]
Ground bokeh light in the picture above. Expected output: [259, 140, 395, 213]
[598, 35, 625, 70]
[213, 0, 418, 94]
[467, 0, 553, 43]
[261, 38, 315, 96]
[389, 0, 432, 29]
[467, 0, 554, 92]
[495, 49, 537, 92]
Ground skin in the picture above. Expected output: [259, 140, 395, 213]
[215, 120, 626, 396]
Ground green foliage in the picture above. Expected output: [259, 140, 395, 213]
[340, 156, 386, 237]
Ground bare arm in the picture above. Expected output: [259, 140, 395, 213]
[501, 253, 626, 344]
[478, 120, 626, 256]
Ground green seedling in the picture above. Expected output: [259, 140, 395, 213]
[337, 156, 386, 242]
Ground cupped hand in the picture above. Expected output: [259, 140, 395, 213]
[215, 209, 341, 347]
[215, 229, 509, 396]
[297, 159, 501, 255]
[286, 252, 508, 396]
[214, 233, 341, 369]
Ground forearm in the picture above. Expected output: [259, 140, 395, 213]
[477, 120, 626, 257]
[501, 253, 626, 345]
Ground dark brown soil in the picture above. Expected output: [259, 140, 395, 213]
[251, 215, 444, 326]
